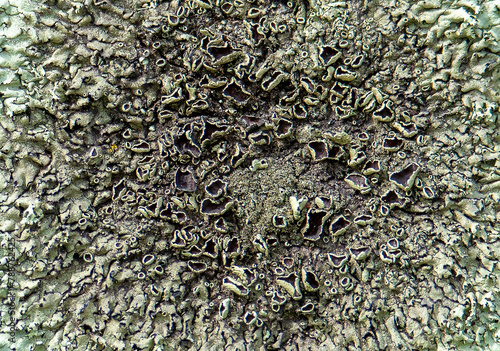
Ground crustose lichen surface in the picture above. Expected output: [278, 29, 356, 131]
[1, 0, 500, 350]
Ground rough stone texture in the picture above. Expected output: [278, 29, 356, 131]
[1, 0, 500, 350]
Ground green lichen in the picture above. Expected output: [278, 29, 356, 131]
[1, 0, 500, 350]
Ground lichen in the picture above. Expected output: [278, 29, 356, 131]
[2, 0, 500, 349]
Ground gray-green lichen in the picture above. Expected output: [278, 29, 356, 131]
[1, 0, 500, 350]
